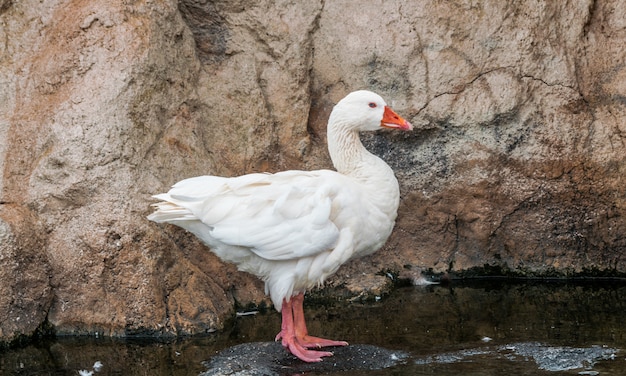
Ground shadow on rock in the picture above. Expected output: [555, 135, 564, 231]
[200, 341, 408, 376]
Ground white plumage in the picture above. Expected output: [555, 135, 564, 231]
[148, 90, 412, 362]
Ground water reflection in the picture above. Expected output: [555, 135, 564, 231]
[1, 281, 624, 375]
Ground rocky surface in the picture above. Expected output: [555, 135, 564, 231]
[1, 0, 625, 342]
[414, 342, 619, 373]
[201, 342, 407, 376]
[199, 341, 615, 376]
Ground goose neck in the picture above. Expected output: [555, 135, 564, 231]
[327, 124, 368, 175]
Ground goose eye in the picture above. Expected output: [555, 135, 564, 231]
[368, 102, 377, 108]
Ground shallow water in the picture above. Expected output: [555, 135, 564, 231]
[1, 280, 625, 375]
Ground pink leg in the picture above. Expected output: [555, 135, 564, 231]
[291, 293, 349, 349]
[275, 294, 345, 362]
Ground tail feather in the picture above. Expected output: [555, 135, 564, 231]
[147, 201, 197, 223]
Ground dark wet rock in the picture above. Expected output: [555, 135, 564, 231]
[414, 348, 493, 365]
[200, 341, 408, 376]
[501, 342, 619, 372]
[414, 342, 619, 373]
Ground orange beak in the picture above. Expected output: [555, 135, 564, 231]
[381, 106, 413, 131]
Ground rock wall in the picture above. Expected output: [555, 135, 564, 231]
[1, 0, 624, 342]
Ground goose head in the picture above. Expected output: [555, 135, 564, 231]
[328, 90, 413, 132]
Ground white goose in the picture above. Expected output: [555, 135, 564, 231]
[148, 90, 413, 362]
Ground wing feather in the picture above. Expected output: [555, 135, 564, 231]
[153, 170, 347, 261]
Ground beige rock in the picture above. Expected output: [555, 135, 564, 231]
[0, 0, 625, 342]
[0, 205, 51, 343]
